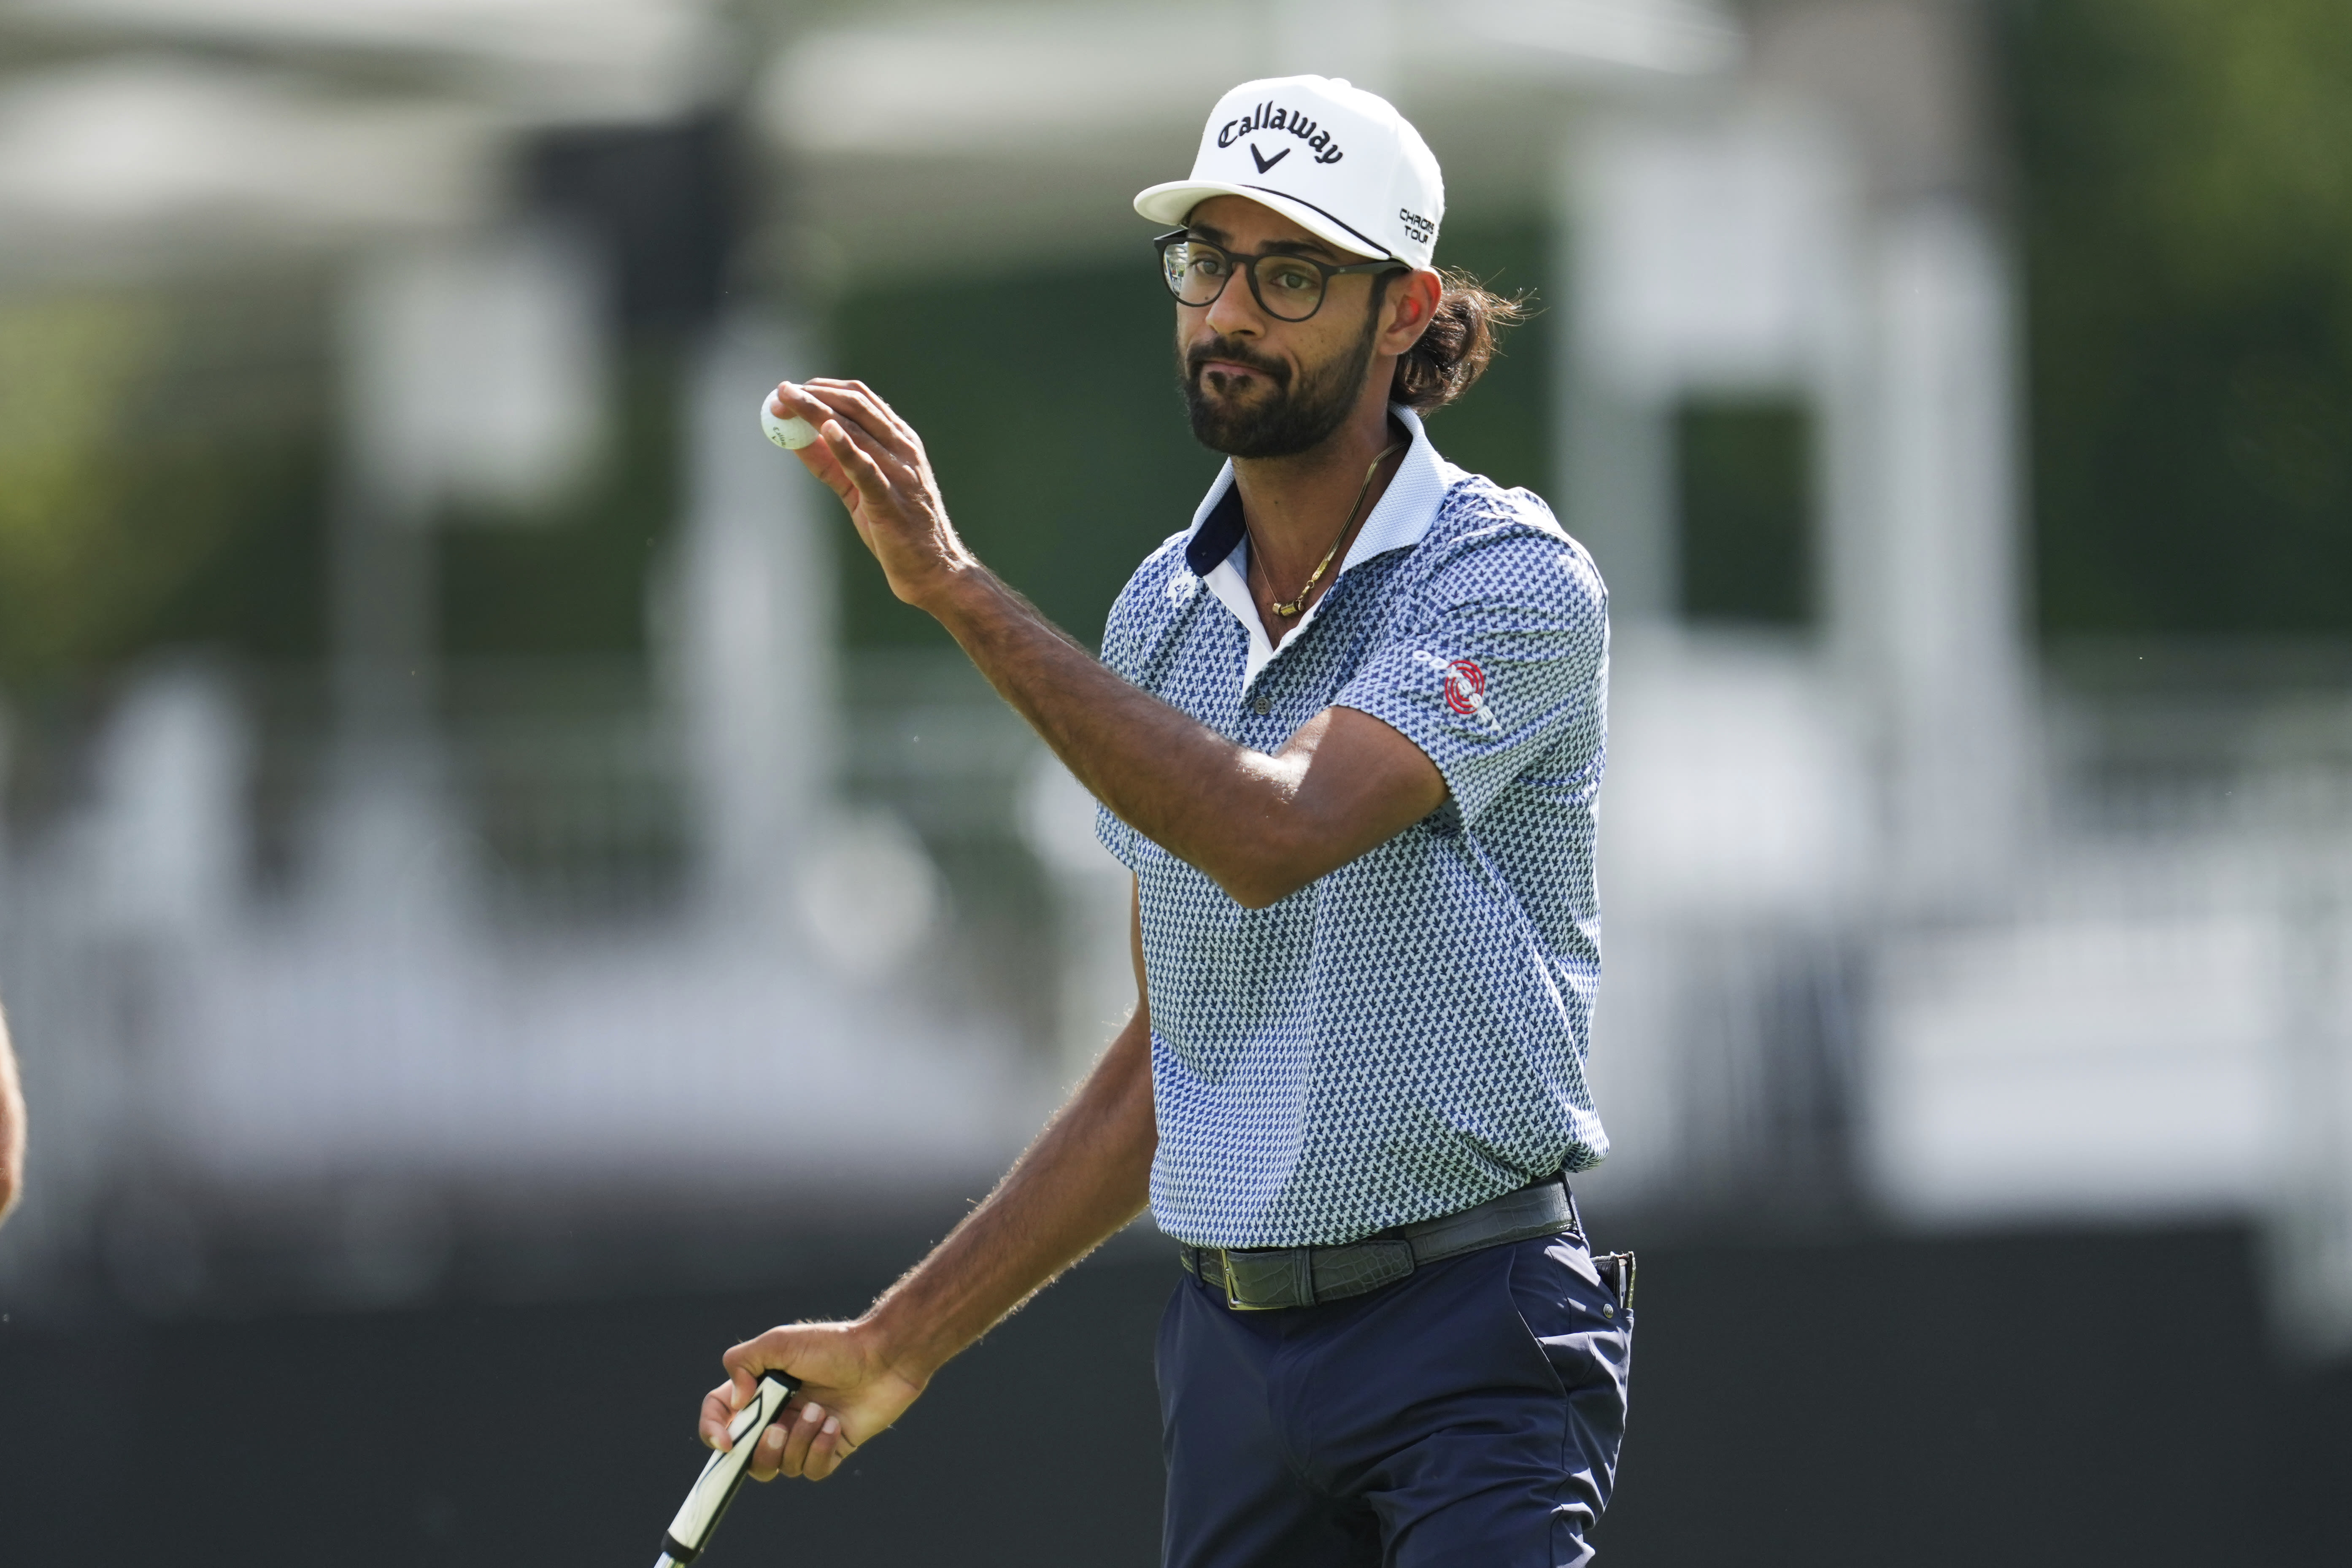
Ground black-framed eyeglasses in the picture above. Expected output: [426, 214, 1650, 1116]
[1153, 228, 1404, 323]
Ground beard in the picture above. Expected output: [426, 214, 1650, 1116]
[1178, 304, 1381, 459]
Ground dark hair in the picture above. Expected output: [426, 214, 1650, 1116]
[1389, 269, 1532, 412]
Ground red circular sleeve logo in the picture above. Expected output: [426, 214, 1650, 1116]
[1443, 659, 1485, 716]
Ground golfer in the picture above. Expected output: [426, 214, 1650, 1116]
[702, 75, 1629, 1566]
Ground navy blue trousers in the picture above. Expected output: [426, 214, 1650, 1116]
[1157, 1233, 1634, 1568]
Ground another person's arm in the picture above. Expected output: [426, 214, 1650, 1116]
[697, 885, 1157, 1482]
[767, 381, 1445, 909]
[0, 1003, 23, 1228]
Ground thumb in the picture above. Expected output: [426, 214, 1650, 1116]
[722, 1348, 765, 1409]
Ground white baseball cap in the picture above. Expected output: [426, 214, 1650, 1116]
[1134, 76, 1445, 270]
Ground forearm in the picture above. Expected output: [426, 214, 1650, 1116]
[774, 378, 1438, 904]
[861, 1004, 1156, 1382]
[927, 568, 1307, 898]
[763, 378, 1264, 871]
[0, 1008, 22, 1225]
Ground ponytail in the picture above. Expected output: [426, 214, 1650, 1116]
[1390, 270, 1532, 412]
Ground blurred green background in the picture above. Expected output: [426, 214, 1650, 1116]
[2012, 0, 2352, 637]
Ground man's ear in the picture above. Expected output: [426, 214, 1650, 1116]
[1383, 269, 1444, 353]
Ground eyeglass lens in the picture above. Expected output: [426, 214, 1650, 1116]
[1162, 240, 1330, 321]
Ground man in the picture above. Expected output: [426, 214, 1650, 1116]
[704, 76, 1629, 1565]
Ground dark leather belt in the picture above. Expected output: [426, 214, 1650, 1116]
[1179, 1177, 1583, 1311]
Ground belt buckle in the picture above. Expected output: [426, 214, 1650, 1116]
[1220, 1252, 1253, 1310]
[1220, 1251, 1283, 1311]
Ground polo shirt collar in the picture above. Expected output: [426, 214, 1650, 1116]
[1182, 405, 1458, 689]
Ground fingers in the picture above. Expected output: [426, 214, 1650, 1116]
[692, 1318, 903, 1492]
[705, 1337, 780, 1452]
[747, 1398, 799, 1482]
[773, 1395, 827, 1479]
[699, 1380, 740, 1452]
[804, 1411, 852, 1481]
[773, 380, 922, 510]
[820, 419, 900, 509]
[751, 1406, 790, 1479]
[722, 1349, 761, 1403]
[780, 1398, 849, 1481]
[803, 378, 922, 457]
[709, 1334, 843, 1484]
[768, 379, 831, 424]
[767, 383, 862, 502]
[806, 402, 919, 490]
[773, 380, 919, 470]
[743, 1394, 847, 1482]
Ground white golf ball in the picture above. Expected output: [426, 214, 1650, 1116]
[760, 394, 819, 451]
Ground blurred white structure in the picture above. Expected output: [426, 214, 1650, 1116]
[1020, 750, 1137, 1084]
[0, 0, 1037, 1311]
[80, 664, 251, 936]
[1557, 3, 2031, 1213]
[664, 318, 835, 927]
[343, 224, 609, 517]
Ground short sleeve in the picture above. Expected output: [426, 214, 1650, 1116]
[1091, 546, 1173, 870]
[1095, 800, 1141, 869]
[1334, 515, 1608, 827]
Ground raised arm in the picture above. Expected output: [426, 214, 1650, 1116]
[699, 882, 1157, 1482]
[766, 380, 1445, 910]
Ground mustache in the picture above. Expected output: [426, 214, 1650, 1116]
[1186, 336, 1290, 387]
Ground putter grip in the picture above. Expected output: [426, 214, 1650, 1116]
[660, 1371, 802, 1564]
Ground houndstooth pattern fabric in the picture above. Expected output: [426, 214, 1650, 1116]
[1096, 416, 1611, 1250]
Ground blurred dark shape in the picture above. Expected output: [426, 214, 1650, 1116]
[435, 355, 680, 660]
[432, 120, 743, 663]
[1676, 399, 1816, 626]
[1, 1221, 2347, 1566]
[526, 115, 741, 339]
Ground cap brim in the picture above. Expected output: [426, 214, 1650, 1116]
[1133, 179, 1396, 264]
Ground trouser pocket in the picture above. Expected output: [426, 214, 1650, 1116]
[1595, 1250, 1636, 1319]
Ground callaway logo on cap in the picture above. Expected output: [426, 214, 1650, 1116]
[1134, 76, 1445, 271]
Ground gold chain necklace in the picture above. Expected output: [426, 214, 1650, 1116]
[1248, 437, 1408, 619]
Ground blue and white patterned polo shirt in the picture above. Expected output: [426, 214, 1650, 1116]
[1095, 404, 1611, 1250]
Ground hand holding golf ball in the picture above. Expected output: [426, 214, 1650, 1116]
[760, 393, 819, 450]
[753, 379, 980, 611]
